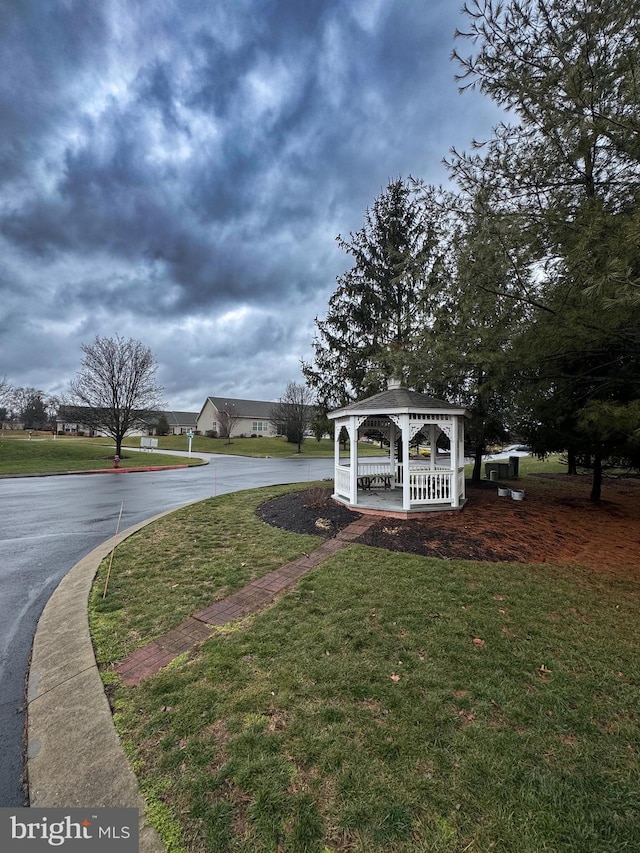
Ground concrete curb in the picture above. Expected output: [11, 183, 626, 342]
[64, 464, 192, 475]
[0, 463, 205, 480]
[25, 510, 188, 852]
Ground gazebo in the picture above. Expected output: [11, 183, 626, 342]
[328, 382, 468, 516]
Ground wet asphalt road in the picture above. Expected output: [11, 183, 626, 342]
[0, 452, 333, 806]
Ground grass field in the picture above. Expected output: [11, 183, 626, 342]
[2, 431, 387, 460]
[89, 472, 640, 853]
[139, 434, 386, 459]
[0, 436, 203, 475]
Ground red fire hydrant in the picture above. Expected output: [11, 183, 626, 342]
[113, 454, 120, 469]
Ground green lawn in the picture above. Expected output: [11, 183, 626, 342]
[60, 432, 386, 459]
[146, 434, 386, 459]
[90, 478, 640, 853]
[90, 484, 323, 663]
[0, 437, 203, 475]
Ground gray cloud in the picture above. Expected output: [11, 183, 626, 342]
[0, 0, 502, 410]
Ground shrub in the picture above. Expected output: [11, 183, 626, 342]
[303, 486, 331, 508]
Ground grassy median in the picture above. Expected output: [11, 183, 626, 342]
[89, 477, 640, 853]
[0, 436, 203, 475]
[0, 432, 387, 468]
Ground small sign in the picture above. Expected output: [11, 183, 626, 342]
[0, 808, 139, 852]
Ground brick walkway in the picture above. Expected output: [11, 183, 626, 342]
[115, 515, 376, 686]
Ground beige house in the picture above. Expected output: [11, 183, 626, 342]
[197, 396, 281, 438]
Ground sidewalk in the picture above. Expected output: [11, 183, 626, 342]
[26, 507, 375, 852]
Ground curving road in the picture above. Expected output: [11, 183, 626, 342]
[0, 452, 333, 806]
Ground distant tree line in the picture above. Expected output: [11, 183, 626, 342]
[303, 0, 640, 500]
[0, 379, 59, 430]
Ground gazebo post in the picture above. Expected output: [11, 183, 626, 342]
[429, 423, 436, 472]
[451, 416, 460, 507]
[349, 415, 358, 505]
[389, 419, 396, 486]
[401, 413, 410, 511]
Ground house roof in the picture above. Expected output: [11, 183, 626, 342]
[57, 407, 198, 426]
[165, 411, 198, 426]
[329, 388, 468, 419]
[203, 396, 277, 420]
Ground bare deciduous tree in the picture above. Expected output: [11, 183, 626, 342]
[0, 376, 11, 403]
[270, 382, 316, 453]
[0, 376, 13, 423]
[68, 335, 165, 455]
[217, 403, 240, 444]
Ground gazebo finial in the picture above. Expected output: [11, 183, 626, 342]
[387, 375, 402, 391]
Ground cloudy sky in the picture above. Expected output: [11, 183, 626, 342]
[0, 0, 501, 412]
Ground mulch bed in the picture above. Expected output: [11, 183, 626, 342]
[256, 486, 360, 538]
[256, 478, 640, 580]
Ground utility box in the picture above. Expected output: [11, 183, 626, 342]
[485, 456, 520, 480]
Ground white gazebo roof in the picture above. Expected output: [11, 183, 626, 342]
[329, 388, 468, 419]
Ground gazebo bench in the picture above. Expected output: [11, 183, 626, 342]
[358, 473, 392, 490]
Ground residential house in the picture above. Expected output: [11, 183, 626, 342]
[156, 411, 199, 435]
[197, 396, 281, 438]
[56, 406, 108, 437]
[55, 407, 197, 437]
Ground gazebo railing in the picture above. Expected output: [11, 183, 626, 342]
[395, 462, 452, 484]
[408, 465, 465, 505]
[335, 461, 461, 505]
[335, 465, 350, 497]
[408, 470, 452, 503]
[335, 461, 394, 498]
